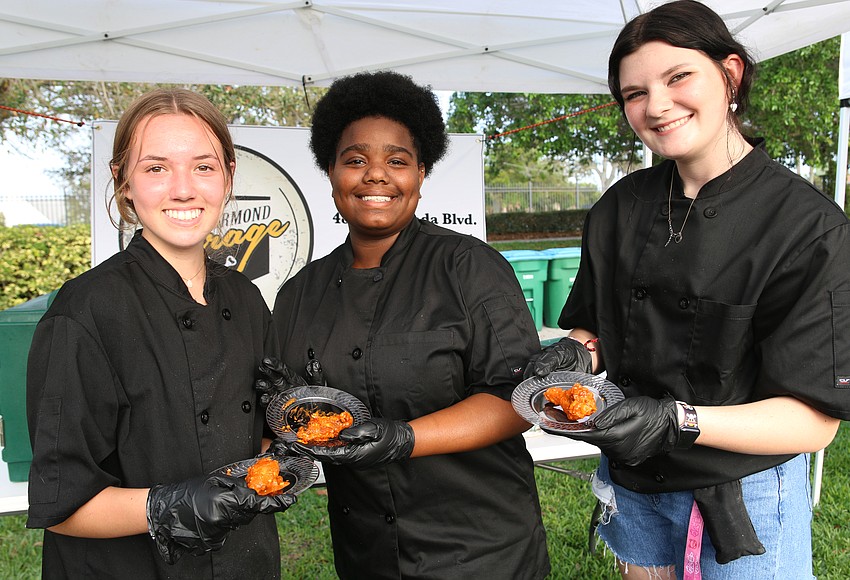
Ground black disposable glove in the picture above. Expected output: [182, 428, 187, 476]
[524, 337, 593, 379]
[287, 418, 415, 469]
[146, 473, 296, 564]
[254, 357, 308, 407]
[265, 438, 294, 459]
[304, 357, 326, 386]
[553, 395, 680, 466]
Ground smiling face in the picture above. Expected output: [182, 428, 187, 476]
[619, 41, 743, 172]
[329, 116, 425, 245]
[122, 113, 232, 260]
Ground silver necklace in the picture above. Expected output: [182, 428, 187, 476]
[182, 261, 205, 288]
[665, 168, 698, 247]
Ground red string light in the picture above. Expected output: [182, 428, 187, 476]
[485, 100, 617, 140]
[0, 104, 85, 127]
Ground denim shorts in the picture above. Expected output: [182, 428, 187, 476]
[594, 453, 814, 579]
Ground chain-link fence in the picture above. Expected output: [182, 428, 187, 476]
[0, 194, 90, 227]
[2, 184, 598, 227]
[485, 183, 600, 214]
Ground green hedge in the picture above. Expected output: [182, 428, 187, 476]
[0, 214, 584, 312]
[0, 225, 91, 311]
[486, 210, 587, 239]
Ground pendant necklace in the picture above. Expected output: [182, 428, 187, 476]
[665, 167, 698, 247]
[182, 261, 205, 289]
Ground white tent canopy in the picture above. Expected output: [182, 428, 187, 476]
[1, 0, 850, 94]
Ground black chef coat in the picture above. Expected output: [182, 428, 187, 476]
[560, 144, 850, 493]
[273, 218, 550, 580]
[26, 232, 281, 579]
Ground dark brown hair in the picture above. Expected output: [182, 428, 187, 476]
[608, 0, 755, 122]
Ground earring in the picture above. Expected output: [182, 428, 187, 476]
[730, 102, 738, 113]
[729, 85, 738, 113]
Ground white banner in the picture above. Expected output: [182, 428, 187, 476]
[91, 122, 485, 309]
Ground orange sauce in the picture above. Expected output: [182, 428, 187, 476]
[296, 410, 354, 445]
[245, 457, 289, 496]
[544, 383, 597, 421]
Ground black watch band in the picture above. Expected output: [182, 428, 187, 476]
[675, 401, 700, 449]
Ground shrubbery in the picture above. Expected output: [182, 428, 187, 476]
[0, 212, 586, 311]
[0, 225, 91, 311]
[486, 209, 587, 240]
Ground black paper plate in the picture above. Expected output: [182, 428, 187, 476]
[266, 386, 371, 445]
[511, 371, 624, 433]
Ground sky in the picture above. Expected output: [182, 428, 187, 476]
[0, 138, 66, 198]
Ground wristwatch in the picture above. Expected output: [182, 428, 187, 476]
[675, 401, 700, 449]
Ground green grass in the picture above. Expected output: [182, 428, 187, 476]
[4, 422, 847, 578]
[3, 235, 845, 578]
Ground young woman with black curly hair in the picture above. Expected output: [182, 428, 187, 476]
[267, 70, 551, 579]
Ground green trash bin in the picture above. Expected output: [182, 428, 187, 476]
[0, 290, 58, 482]
[542, 248, 582, 328]
[500, 250, 549, 330]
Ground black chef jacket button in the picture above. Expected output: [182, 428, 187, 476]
[352, 348, 363, 360]
[373, 271, 384, 282]
[221, 308, 231, 320]
[620, 375, 631, 387]
[181, 316, 194, 329]
[308, 348, 315, 359]
[704, 207, 718, 218]
[200, 410, 210, 424]
[385, 514, 395, 524]
[342, 506, 350, 515]
[679, 297, 690, 309]
[634, 288, 647, 300]
[241, 400, 252, 413]
[660, 205, 670, 217]
[655, 473, 665, 483]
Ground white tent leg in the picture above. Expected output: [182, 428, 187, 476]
[834, 103, 850, 208]
[812, 448, 825, 507]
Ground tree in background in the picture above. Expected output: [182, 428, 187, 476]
[745, 36, 841, 192]
[446, 92, 637, 192]
[447, 37, 844, 199]
[1, 37, 844, 206]
[0, 80, 326, 202]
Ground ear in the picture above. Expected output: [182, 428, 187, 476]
[722, 53, 746, 90]
[111, 163, 130, 199]
[418, 163, 426, 187]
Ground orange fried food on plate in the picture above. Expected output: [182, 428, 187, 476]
[245, 457, 288, 496]
[296, 410, 354, 445]
[544, 383, 597, 421]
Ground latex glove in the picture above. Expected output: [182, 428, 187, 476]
[304, 357, 326, 386]
[554, 395, 680, 467]
[287, 418, 415, 469]
[265, 438, 294, 459]
[146, 473, 296, 564]
[254, 357, 308, 407]
[524, 337, 593, 379]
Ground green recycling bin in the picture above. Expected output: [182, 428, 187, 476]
[500, 250, 549, 330]
[0, 290, 58, 482]
[542, 248, 582, 328]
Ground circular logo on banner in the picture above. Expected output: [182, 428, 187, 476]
[209, 146, 313, 307]
[119, 145, 313, 309]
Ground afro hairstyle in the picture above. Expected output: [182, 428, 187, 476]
[309, 70, 449, 176]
